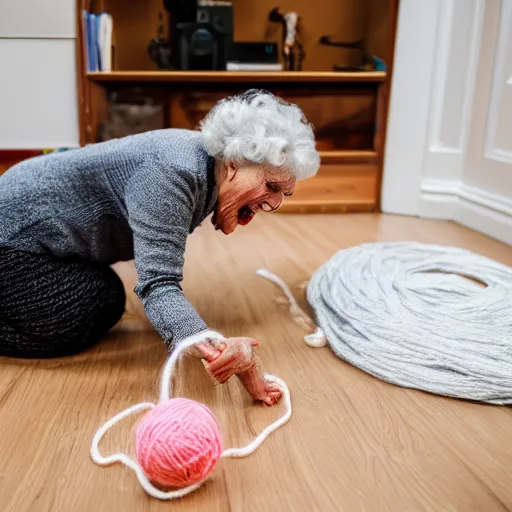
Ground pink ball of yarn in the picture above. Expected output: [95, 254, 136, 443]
[135, 398, 223, 488]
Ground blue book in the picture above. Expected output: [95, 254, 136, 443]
[83, 11, 113, 72]
[90, 13, 99, 71]
[85, 12, 96, 71]
[94, 14, 102, 71]
[82, 11, 91, 71]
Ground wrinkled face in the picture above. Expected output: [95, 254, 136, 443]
[213, 161, 296, 235]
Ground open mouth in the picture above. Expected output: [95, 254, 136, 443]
[237, 205, 256, 226]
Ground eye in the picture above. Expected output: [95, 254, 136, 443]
[266, 182, 280, 193]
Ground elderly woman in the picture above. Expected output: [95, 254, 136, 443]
[0, 89, 319, 403]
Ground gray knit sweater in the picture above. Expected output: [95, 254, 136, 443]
[0, 129, 218, 347]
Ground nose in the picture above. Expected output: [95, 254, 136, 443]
[261, 192, 284, 212]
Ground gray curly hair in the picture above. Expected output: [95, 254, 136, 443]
[200, 89, 320, 180]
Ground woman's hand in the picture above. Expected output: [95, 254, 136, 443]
[198, 337, 283, 406]
[201, 337, 259, 383]
[194, 338, 227, 362]
[237, 364, 282, 406]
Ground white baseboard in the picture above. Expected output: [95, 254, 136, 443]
[420, 179, 512, 245]
[419, 192, 457, 219]
[419, 180, 459, 219]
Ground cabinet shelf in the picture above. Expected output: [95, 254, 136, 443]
[318, 150, 378, 164]
[86, 70, 387, 84]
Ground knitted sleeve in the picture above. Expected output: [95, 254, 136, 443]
[125, 161, 215, 350]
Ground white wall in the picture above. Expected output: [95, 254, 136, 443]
[0, 1, 79, 148]
[382, 0, 512, 246]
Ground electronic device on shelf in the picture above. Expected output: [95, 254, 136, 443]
[226, 42, 281, 71]
[154, 0, 233, 71]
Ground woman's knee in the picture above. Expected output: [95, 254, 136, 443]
[0, 249, 127, 357]
[0, 319, 99, 358]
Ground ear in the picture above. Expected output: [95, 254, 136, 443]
[226, 161, 238, 182]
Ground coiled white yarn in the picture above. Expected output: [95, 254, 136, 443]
[90, 337, 292, 500]
[306, 242, 512, 405]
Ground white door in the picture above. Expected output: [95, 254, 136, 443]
[382, 0, 512, 245]
[457, 0, 512, 239]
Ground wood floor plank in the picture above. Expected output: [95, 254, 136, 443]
[1, 214, 511, 512]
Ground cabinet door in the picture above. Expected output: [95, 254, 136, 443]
[0, 0, 75, 38]
[0, 39, 79, 148]
[168, 86, 377, 151]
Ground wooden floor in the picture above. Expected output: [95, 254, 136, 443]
[1, 214, 512, 512]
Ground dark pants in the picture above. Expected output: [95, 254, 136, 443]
[0, 248, 126, 358]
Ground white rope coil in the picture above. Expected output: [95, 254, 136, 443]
[306, 242, 512, 405]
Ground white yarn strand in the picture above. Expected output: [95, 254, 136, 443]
[256, 268, 328, 347]
[256, 268, 297, 304]
[90, 340, 292, 500]
[306, 242, 512, 405]
[159, 336, 205, 403]
[222, 374, 292, 458]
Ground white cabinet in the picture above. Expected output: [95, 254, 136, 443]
[0, 0, 78, 148]
[0, 39, 79, 148]
[0, 0, 75, 38]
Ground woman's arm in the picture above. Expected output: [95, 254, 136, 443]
[125, 161, 215, 348]
[125, 161, 281, 404]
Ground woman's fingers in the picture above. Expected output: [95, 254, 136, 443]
[261, 381, 283, 405]
[265, 383, 282, 396]
[261, 389, 282, 405]
[207, 354, 243, 379]
[195, 342, 221, 362]
[209, 367, 235, 384]
[207, 338, 227, 351]
[194, 337, 230, 362]
[202, 338, 258, 383]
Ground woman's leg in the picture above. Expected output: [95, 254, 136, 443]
[0, 249, 126, 358]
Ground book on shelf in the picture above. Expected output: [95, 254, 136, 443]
[226, 62, 283, 71]
[82, 11, 113, 72]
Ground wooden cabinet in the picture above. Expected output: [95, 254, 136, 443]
[77, 0, 399, 213]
